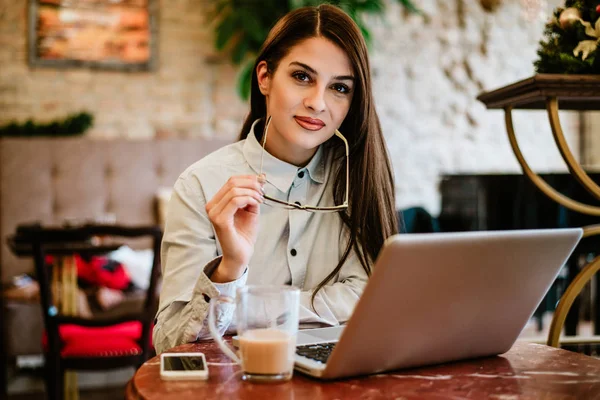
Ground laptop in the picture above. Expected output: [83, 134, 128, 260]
[292, 228, 582, 379]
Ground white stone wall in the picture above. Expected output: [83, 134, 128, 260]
[0, 0, 581, 215]
[369, 0, 579, 214]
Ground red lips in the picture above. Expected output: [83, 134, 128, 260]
[294, 116, 325, 131]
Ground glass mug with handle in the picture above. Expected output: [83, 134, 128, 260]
[208, 285, 300, 382]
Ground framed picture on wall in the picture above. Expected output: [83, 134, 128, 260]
[28, 0, 158, 71]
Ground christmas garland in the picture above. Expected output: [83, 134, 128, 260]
[0, 112, 93, 137]
[535, 1, 600, 74]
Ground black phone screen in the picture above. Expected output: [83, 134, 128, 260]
[162, 355, 206, 371]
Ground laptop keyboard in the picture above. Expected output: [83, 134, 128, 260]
[296, 342, 336, 364]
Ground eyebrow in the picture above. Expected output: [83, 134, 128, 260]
[289, 61, 355, 82]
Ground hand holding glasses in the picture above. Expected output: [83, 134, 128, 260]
[205, 116, 348, 282]
[258, 116, 349, 213]
[205, 175, 265, 282]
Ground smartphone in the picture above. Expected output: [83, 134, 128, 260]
[160, 352, 209, 380]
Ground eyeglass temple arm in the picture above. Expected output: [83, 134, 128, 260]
[259, 116, 271, 176]
[334, 129, 350, 206]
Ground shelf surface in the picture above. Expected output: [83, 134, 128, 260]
[477, 74, 600, 110]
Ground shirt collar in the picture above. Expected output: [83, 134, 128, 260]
[243, 119, 325, 193]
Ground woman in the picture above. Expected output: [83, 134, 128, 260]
[154, 4, 398, 354]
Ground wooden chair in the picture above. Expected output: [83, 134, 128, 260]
[24, 224, 162, 400]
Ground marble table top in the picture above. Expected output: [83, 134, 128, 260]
[126, 340, 600, 400]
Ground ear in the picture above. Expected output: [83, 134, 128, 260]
[256, 61, 271, 96]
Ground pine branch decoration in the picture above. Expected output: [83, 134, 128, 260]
[0, 112, 93, 137]
[534, 0, 600, 74]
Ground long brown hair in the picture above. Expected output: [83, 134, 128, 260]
[238, 4, 398, 306]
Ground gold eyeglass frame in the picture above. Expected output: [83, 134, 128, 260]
[258, 116, 349, 213]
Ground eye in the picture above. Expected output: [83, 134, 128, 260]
[331, 83, 351, 94]
[292, 71, 311, 83]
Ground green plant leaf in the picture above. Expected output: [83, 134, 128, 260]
[358, 22, 372, 46]
[395, 0, 422, 14]
[354, 0, 385, 14]
[289, 0, 305, 9]
[215, 13, 238, 50]
[237, 59, 255, 101]
[240, 9, 267, 43]
[232, 36, 250, 64]
[208, 0, 229, 21]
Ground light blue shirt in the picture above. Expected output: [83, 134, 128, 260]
[153, 120, 367, 354]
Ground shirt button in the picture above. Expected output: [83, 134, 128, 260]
[298, 171, 305, 179]
[290, 249, 297, 256]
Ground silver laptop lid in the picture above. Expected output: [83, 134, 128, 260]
[316, 228, 582, 379]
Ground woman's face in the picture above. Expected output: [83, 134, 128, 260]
[257, 37, 355, 166]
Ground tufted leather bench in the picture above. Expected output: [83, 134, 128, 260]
[0, 137, 230, 360]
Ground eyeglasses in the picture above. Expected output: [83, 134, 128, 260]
[258, 116, 349, 213]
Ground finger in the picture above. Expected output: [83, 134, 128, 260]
[209, 176, 262, 205]
[206, 175, 265, 211]
[212, 196, 261, 227]
[211, 187, 263, 217]
[208, 188, 264, 223]
[244, 200, 261, 215]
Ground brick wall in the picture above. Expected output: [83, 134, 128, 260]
[0, 0, 580, 214]
[0, 0, 243, 140]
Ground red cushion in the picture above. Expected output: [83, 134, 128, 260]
[75, 255, 131, 290]
[42, 321, 149, 358]
[60, 321, 143, 341]
[60, 337, 142, 358]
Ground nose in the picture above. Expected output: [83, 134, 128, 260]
[303, 86, 326, 113]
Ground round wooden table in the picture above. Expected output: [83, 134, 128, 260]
[126, 339, 600, 399]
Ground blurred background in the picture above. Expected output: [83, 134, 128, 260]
[3, 0, 598, 214]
